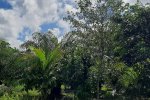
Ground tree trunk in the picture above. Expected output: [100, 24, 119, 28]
[48, 83, 62, 100]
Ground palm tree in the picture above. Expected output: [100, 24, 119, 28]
[21, 32, 62, 99]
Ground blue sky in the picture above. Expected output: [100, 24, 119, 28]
[0, 0, 149, 48]
[0, 0, 12, 10]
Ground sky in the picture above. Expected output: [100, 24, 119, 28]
[0, 0, 149, 48]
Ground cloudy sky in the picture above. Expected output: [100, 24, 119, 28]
[0, 0, 149, 48]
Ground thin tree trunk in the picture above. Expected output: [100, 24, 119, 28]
[97, 76, 100, 100]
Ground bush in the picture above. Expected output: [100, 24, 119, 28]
[0, 84, 41, 100]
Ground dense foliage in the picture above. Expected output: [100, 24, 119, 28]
[0, 0, 150, 99]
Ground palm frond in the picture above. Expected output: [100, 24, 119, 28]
[30, 46, 47, 68]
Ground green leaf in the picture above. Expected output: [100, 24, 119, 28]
[30, 46, 47, 68]
[101, 85, 108, 91]
[47, 46, 62, 67]
[119, 68, 138, 88]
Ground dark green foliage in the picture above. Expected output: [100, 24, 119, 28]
[0, 40, 23, 85]
[113, 3, 150, 97]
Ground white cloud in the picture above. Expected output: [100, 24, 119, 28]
[57, 19, 70, 33]
[65, 4, 77, 13]
[0, 9, 23, 48]
[48, 28, 61, 38]
[123, 0, 150, 5]
[48, 28, 63, 42]
[0, 0, 69, 48]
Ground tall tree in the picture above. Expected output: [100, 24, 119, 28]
[64, 0, 123, 99]
[113, 3, 150, 97]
